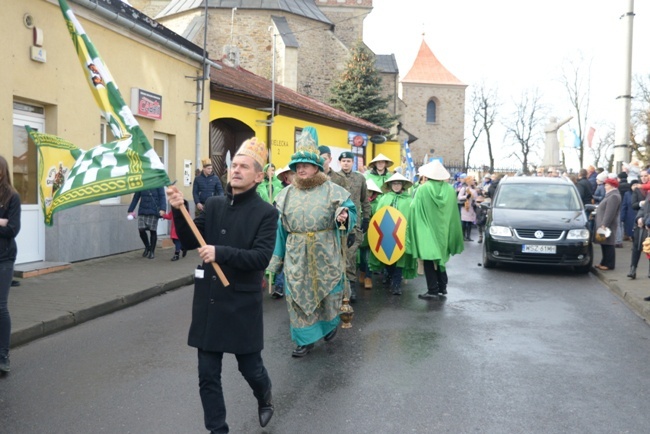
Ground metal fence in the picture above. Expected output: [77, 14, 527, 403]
[432, 161, 522, 179]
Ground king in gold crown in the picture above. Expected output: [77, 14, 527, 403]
[236, 137, 268, 169]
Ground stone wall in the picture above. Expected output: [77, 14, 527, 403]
[400, 83, 466, 164]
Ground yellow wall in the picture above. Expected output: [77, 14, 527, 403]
[210, 100, 363, 169]
[2, 0, 208, 201]
[373, 141, 401, 168]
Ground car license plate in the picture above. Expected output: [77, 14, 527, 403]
[522, 245, 556, 254]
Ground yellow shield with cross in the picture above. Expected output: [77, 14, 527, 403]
[368, 206, 407, 265]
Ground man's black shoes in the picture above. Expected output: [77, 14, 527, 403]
[418, 292, 438, 300]
[324, 326, 338, 342]
[258, 391, 274, 428]
[10, 280, 20, 287]
[292, 343, 314, 357]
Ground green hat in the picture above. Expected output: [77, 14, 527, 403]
[339, 151, 355, 161]
[318, 145, 331, 155]
[289, 126, 324, 172]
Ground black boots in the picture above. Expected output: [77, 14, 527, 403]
[627, 266, 637, 279]
[171, 252, 180, 261]
[142, 247, 150, 257]
[148, 246, 155, 259]
[258, 389, 274, 427]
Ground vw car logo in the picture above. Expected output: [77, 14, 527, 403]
[534, 230, 544, 239]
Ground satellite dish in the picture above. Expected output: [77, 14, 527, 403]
[369, 135, 387, 144]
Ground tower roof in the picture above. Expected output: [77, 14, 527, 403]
[402, 39, 463, 85]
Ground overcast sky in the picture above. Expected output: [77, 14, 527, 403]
[363, 0, 650, 168]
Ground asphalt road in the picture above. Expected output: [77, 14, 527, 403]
[2, 242, 650, 433]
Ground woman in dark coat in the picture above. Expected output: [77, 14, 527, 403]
[127, 187, 166, 259]
[0, 156, 21, 374]
[595, 178, 622, 270]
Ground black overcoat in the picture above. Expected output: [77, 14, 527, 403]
[173, 185, 277, 354]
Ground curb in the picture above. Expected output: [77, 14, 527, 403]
[10, 274, 194, 348]
[591, 268, 650, 324]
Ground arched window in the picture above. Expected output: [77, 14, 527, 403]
[426, 100, 437, 123]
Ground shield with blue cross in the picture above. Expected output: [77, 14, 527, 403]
[368, 206, 407, 265]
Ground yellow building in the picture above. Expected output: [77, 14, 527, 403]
[3, 0, 211, 264]
[206, 60, 392, 175]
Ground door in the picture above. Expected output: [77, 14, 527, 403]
[13, 104, 46, 264]
[153, 133, 169, 236]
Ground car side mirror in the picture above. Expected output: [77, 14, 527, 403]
[480, 202, 491, 210]
[584, 204, 596, 212]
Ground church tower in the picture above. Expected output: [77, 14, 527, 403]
[400, 38, 466, 165]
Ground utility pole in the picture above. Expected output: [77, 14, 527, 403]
[614, 0, 635, 172]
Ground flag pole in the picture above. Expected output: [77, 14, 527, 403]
[178, 205, 230, 287]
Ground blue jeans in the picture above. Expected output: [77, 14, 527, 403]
[0, 261, 14, 359]
[198, 349, 271, 433]
[273, 271, 284, 292]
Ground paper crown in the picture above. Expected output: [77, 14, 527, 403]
[235, 137, 268, 168]
[289, 126, 324, 171]
[201, 158, 212, 167]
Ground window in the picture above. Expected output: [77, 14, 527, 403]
[426, 100, 437, 123]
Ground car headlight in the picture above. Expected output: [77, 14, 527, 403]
[489, 225, 512, 237]
[567, 229, 590, 240]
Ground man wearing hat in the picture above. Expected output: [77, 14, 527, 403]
[167, 137, 278, 432]
[365, 153, 394, 193]
[339, 151, 371, 301]
[193, 157, 224, 216]
[318, 145, 348, 190]
[408, 161, 464, 299]
[267, 126, 356, 357]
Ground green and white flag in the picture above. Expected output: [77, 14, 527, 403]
[28, 0, 170, 226]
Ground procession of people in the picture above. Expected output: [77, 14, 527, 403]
[167, 128, 466, 432]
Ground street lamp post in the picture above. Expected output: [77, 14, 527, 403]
[614, 0, 635, 172]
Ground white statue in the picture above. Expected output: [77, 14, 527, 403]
[542, 116, 573, 167]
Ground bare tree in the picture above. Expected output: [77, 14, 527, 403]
[591, 123, 615, 171]
[630, 74, 650, 165]
[466, 83, 499, 172]
[560, 54, 592, 168]
[503, 89, 545, 174]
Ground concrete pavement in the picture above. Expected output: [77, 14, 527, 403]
[7, 239, 650, 350]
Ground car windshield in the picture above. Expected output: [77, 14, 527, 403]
[494, 183, 582, 211]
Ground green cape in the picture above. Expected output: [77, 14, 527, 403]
[407, 180, 464, 270]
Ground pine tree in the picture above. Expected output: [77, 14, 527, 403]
[329, 42, 398, 131]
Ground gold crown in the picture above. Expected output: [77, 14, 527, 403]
[201, 158, 212, 167]
[236, 137, 268, 168]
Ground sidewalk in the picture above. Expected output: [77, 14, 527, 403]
[9, 248, 196, 348]
[591, 240, 650, 323]
[7, 240, 650, 350]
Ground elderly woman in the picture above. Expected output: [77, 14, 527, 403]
[267, 126, 357, 357]
[594, 178, 622, 271]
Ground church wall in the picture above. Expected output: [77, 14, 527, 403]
[400, 83, 466, 164]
